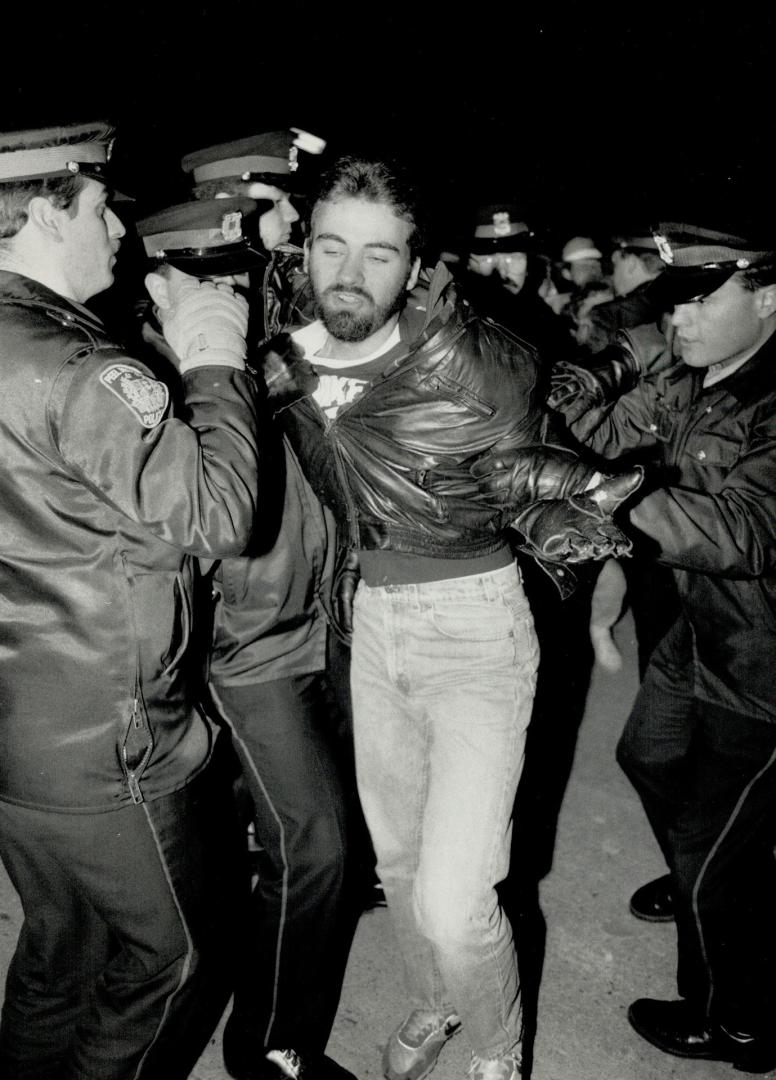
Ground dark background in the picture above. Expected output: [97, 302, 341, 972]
[3, 3, 773, 254]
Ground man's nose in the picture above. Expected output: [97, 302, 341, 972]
[338, 253, 364, 284]
[671, 303, 692, 328]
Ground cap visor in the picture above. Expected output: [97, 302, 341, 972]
[658, 265, 737, 305]
[159, 243, 266, 277]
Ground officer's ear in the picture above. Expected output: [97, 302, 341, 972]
[144, 270, 173, 310]
[26, 196, 71, 242]
[754, 283, 776, 320]
[303, 237, 311, 275]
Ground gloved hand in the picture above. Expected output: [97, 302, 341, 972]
[471, 444, 599, 506]
[330, 548, 360, 643]
[161, 278, 249, 373]
[511, 467, 644, 563]
[549, 323, 675, 414]
[548, 354, 639, 413]
[257, 332, 318, 407]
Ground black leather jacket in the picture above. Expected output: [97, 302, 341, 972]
[564, 326, 776, 723]
[0, 272, 261, 811]
[273, 264, 595, 561]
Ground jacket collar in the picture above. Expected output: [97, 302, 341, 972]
[704, 322, 776, 404]
[0, 270, 106, 334]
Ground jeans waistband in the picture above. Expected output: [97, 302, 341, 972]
[358, 560, 522, 604]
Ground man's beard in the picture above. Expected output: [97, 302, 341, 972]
[314, 278, 408, 343]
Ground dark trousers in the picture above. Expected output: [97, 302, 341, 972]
[0, 751, 242, 1080]
[211, 672, 353, 1057]
[617, 616, 776, 1035]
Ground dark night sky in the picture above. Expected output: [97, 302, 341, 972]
[3, 4, 773, 252]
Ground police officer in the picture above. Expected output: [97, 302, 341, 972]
[550, 222, 776, 1073]
[139, 153, 359, 1080]
[0, 122, 262, 1080]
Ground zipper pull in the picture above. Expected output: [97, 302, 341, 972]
[126, 771, 144, 805]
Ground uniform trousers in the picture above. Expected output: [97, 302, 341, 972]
[211, 673, 351, 1058]
[617, 615, 776, 1036]
[0, 749, 242, 1080]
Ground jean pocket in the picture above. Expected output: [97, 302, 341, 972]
[429, 597, 518, 642]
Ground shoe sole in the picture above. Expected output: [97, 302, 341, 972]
[628, 902, 674, 923]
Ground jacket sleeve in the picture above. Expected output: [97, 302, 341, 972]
[629, 410, 776, 577]
[50, 345, 262, 558]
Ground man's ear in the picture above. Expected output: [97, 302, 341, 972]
[25, 196, 69, 242]
[406, 255, 421, 293]
[303, 238, 311, 275]
[144, 271, 172, 309]
[754, 283, 776, 320]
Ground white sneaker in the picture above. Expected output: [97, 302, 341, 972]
[383, 1009, 461, 1080]
[468, 1050, 521, 1080]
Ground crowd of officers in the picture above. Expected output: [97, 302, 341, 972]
[1, 119, 776, 1080]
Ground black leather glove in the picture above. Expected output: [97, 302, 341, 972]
[471, 444, 599, 508]
[254, 332, 318, 409]
[511, 468, 644, 563]
[549, 323, 674, 415]
[331, 548, 360, 644]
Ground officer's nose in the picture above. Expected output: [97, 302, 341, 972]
[106, 207, 126, 241]
[281, 198, 299, 225]
[671, 302, 693, 328]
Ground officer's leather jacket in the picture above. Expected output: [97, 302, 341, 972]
[0, 272, 261, 811]
[563, 324, 776, 723]
[272, 264, 595, 562]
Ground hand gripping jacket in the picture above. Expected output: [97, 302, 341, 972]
[260, 265, 635, 581]
[0, 272, 262, 811]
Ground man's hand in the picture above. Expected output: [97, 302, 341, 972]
[161, 278, 249, 373]
[511, 467, 644, 563]
[257, 332, 318, 406]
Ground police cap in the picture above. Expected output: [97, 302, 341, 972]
[470, 204, 534, 255]
[653, 222, 776, 303]
[136, 197, 267, 276]
[0, 120, 125, 193]
[611, 229, 660, 255]
[181, 128, 326, 190]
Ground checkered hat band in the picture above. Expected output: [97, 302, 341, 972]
[192, 154, 288, 183]
[0, 142, 108, 181]
[474, 223, 529, 239]
[142, 228, 240, 256]
[672, 244, 766, 267]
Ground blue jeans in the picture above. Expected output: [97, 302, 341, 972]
[350, 562, 539, 1059]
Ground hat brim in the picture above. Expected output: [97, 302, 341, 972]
[154, 241, 267, 277]
[469, 234, 533, 255]
[656, 264, 739, 306]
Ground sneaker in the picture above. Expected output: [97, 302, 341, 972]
[468, 1051, 521, 1080]
[263, 1050, 356, 1080]
[383, 1010, 462, 1080]
[265, 1049, 304, 1079]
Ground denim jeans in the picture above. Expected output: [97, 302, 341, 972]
[350, 562, 539, 1059]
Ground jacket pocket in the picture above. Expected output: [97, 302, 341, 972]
[420, 371, 496, 419]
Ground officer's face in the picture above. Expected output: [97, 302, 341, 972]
[306, 196, 420, 343]
[671, 275, 772, 367]
[611, 250, 634, 297]
[59, 179, 125, 302]
[245, 182, 299, 251]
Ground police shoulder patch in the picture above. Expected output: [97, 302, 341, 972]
[99, 364, 169, 428]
